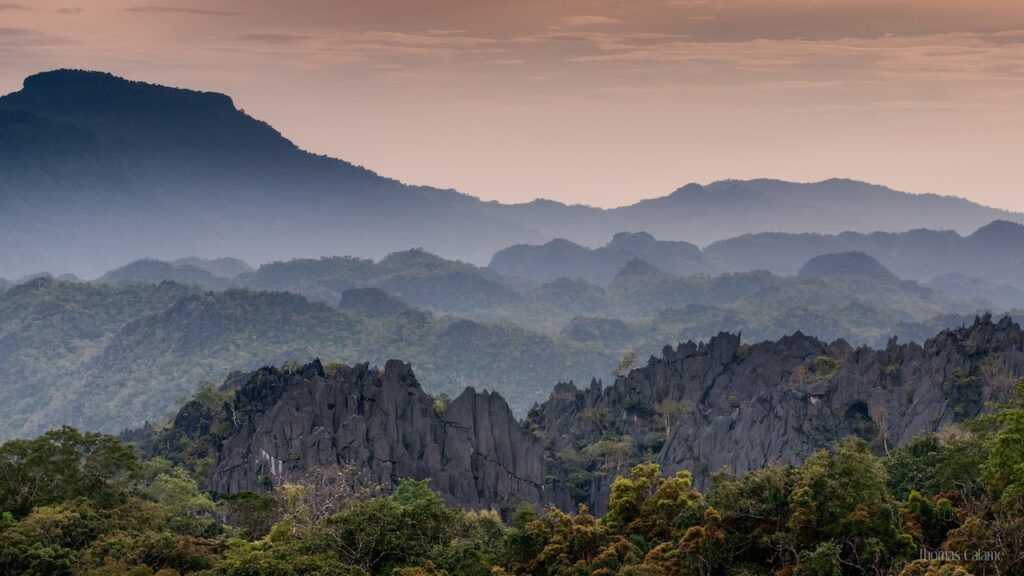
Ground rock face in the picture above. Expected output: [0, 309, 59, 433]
[200, 315, 1023, 513]
[527, 314, 1024, 510]
[208, 359, 563, 513]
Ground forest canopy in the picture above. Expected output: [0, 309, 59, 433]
[2, 383, 1022, 576]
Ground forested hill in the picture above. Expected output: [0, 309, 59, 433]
[2, 253, 1011, 440]
[3, 69, 1022, 279]
[143, 314, 1024, 514]
[490, 221, 1024, 297]
[0, 278, 613, 439]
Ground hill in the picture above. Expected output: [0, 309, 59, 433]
[3, 69, 1022, 279]
[797, 251, 899, 281]
[90, 247, 987, 348]
[706, 220, 1024, 289]
[3, 248, 995, 440]
[0, 279, 614, 439]
[99, 259, 234, 290]
[490, 232, 711, 286]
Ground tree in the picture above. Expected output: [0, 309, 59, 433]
[0, 427, 138, 518]
[312, 479, 462, 575]
[276, 465, 380, 533]
[142, 468, 216, 535]
[787, 438, 915, 573]
[655, 398, 690, 439]
[614, 352, 638, 378]
[605, 464, 704, 546]
[978, 380, 1024, 513]
[511, 505, 612, 576]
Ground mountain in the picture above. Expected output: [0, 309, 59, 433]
[172, 256, 252, 278]
[490, 232, 711, 286]
[338, 287, 413, 318]
[926, 273, 1024, 310]
[145, 315, 1024, 512]
[99, 258, 233, 290]
[797, 251, 898, 281]
[600, 258, 949, 340]
[0, 278, 614, 439]
[2, 254, 987, 440]
[88, 247, 985, 348]
[0, 70, 541, 279]
[706, 220, 1024, 291]
[234, 250, 520, 313]
[0, 278, 198, 439]
[3, 69, 1023, 279]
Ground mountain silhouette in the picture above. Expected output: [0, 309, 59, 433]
[2, 69, 1021, 279]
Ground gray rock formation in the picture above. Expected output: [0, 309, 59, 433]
[527, 314, 1024, 510]
[197, 315, 1023, 513]
[208, 359, 564, 513]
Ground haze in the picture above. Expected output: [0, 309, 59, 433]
[2, 0, 1022, 209]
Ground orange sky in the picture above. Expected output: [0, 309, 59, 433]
[2, 0, 1023, 210]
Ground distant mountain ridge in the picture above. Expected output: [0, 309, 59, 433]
[2, 69, 1022, 279]
[490, 222, 1024, 303]
[706, 220, 1024, 289]
[84, 245, 991, 348]
[491, 232, 712, 285]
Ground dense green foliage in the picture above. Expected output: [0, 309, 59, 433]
[0, 278, 613, 439]
[2, 384, 1023, 575]
[0, 279, 197, 438]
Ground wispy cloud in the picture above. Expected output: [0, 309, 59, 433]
[0, 27, 32, 36]
[236, 33, 310, 46]
[563, 15, 621, 27]
[124, 6, 242, 16]
[0, 3, 24, 10]
[56, 7, 83, 15]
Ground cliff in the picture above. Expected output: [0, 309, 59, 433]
[528, 314, 1024, 509]
[159, 315, 1023, 512]
[206, 359, 564, 513]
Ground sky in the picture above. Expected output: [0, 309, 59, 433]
[2, 0, 1023, 210]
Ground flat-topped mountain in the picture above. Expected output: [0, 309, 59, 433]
[0, 70, 539, 279]
[3, 69, 1021, 279]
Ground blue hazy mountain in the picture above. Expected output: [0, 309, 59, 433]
[2, 69, 1021, 279]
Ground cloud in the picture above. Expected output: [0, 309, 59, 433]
[56, 7, 83, 15]
[124, 6, 242, 16]
[563, 15, 621, 27]
[236, 33, 310, 45]
[0, 3, 24, 9]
